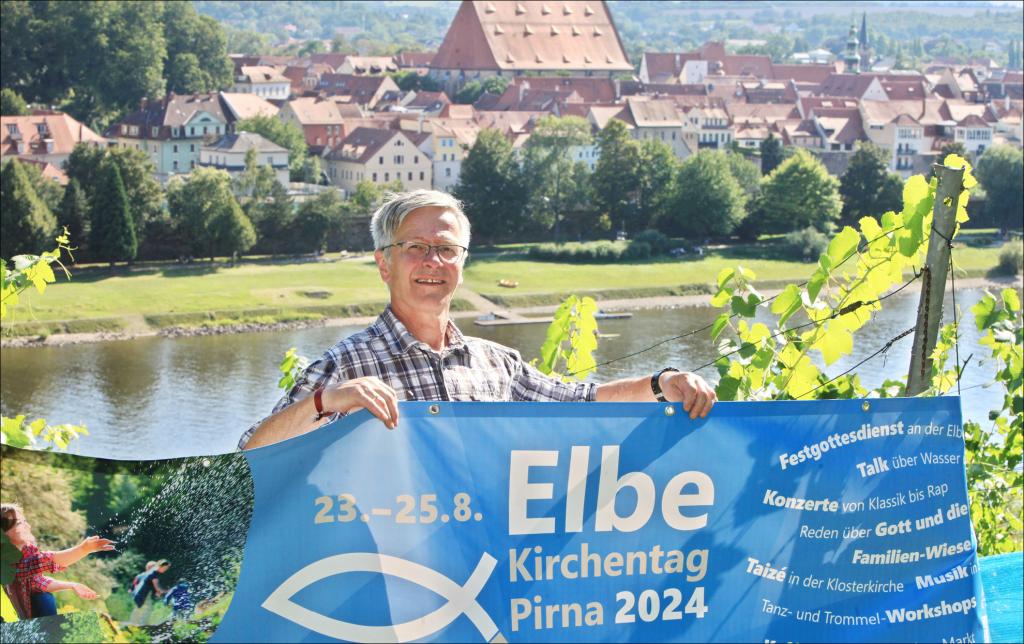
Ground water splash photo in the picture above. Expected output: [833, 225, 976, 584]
[0, 445, 253, 643]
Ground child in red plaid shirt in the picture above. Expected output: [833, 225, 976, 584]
[1, 503, 115, 619]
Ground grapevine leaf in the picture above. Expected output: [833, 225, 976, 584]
[730, 294, 758, 318]
[716, 376, 741, 401]
[710, 288, 732, 308]
[816, 326, 853, 366]
[710, 313, 730, 341]
[1002, 288, 1020, 313]
[972, 293, 999, 331]
[771, 284, 802, 326]
[716, 267, 735, 289]
[807, 268, 828, 303]
[827, 226, 860, 267]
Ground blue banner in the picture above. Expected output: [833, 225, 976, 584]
[215, 398, 989, 643]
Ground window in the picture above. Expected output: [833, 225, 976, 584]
[394, 155, 404, 164]
[379, 156, 384, 165]
[420, 171, 425, 180]
[445, 167, 451, 177]
[203, 126, 208, 135]
[408, 172, 413, 180]
[173, 144, 178, 153]
[384, 172, 390, 181]
[7, 124, 17, 135]
[414, 155, 418, 163]
[152, 126, 159, 137]
[190, 160, 195, 169]
[316, 137, 322, 145]
[173, 160, 179, 170]
[373, 172, 378, 181]
[190, 127, 195, 136]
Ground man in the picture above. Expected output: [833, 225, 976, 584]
[129, 559, 170, 626]
[240, 190, 715, 450]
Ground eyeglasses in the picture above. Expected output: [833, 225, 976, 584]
[381, 241, 468, 263]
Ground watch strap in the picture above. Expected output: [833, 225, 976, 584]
[651, 367, 680, 402]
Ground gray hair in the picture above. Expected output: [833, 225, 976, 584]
[370, 189, 471, 251]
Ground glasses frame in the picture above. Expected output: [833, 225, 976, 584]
[380, 241, 469, 263]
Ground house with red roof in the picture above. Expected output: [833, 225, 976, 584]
[323, 127, 431, 193]
[1, 110, 106, 170]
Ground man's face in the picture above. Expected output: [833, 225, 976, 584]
[4, 510, 33, 545]
[375, 206, 466, 312]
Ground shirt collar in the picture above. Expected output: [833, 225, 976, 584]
[376, 305, 467, 355]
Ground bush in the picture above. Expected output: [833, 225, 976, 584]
[994, 245, 1023, 276]
[632, 229, 671, 255]
[527, 240, 653, 263]
[782, 226, 830, 261]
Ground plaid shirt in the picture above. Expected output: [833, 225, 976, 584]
[10, 544, 64, 618]
[240, 306, 596, 448]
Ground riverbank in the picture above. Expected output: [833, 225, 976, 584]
[3, 276, 1018, 349]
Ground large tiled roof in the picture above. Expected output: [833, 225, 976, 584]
[1, 111, 106, 158]
[283, 97, 343, 124]
[109, 93, 229, 137]
[238, 65, 289, 84]
[326, 127, 400, 164]
[203, 132, 288, 154]
[626, 98, 682, 127]
[432, 1, 632, 72]
[220, 93, 280, 120]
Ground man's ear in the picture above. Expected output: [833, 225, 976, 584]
[374, 250, 391, 283]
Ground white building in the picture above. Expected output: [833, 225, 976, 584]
[198, 132, 290, 186]
[232, 66, 291, 100]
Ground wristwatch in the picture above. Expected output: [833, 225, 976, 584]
[651, 367, 680, 402]
[312, 388, 326, 422]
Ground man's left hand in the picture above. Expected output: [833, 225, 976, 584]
[661, 371, 717, 419]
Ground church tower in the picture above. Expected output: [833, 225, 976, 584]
[858, 13, 871, 72]
[844, 23, 861, 73]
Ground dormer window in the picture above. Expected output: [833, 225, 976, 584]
[36, 123, 47, 134]
[152, 126, 159, 137]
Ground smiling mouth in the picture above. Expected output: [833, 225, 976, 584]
[415, 278, 446, 285]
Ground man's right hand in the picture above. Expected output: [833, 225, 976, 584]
[323, 377, 400, 429]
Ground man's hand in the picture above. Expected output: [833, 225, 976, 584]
[72, 583, 98, 600]
[323, 377, 400, 429]
[79, 536, 116, 555]
[661, 371, 717, 419]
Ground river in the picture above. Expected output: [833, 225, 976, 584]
[0, 288, 1009, 459]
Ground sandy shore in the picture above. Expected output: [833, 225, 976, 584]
[2, 276, 1019, 349]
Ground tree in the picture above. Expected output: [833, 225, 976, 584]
[293, 189, 343, 252]
[976, 145, 1024, 232]
[168, 168, 254, 261]
[65, 144, 163, 252]
[164, 2, 233, 94]
[0, 159, 57, 259]
[591, 119, 642, 232]
[17, 157, 65, 213]
[454, 129, 527, 244]
[662, 150, 747, 238]
[453, 77, 507, 105]
[522, 115, 593, 238]
[939, 141, 969, 161]
[760, 149, 842, 234]
[760, 133, 784, 175]
[839, 143, 904, 225]
[0, 88, 28, 115]
[58, 178, 90, 255]
[89, 160, 137, 264]
[250, 180, 294, 255]
[725, 151, 763, 203]
[235, 116, 309, 181]
[636, 139, 678, 230]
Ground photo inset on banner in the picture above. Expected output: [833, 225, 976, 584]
[1, 445, 253, 643]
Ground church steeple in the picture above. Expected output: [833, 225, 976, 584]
[859, 12, 871, 72]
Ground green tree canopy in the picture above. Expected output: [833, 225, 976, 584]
[293, 188, 343, 252]
[235, 116, 309, 181]
[636, 139, 678, 231]
[760, 149, 842, 234]
[163, 2, 233, 94]
[976, 145, 1024, 232]
[89, 159, 137, 264]
[760, 132, 784, 175]
[522, 115, 594, 237]
[591, 119, 642, 231]
[0, 87, 28, 115]
[0, 158, 57, 259]
[168, 168, 254, 261]
[454, 129, 527, 244]
[662, 150, 747, 238]
[58, 178, 90, 256]
[839, 143, 904, 225]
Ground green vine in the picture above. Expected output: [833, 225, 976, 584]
[0, 229, 89, 450]
[535, 295, 599, 381]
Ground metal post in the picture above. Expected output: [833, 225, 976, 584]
[905, 164, 965, 396]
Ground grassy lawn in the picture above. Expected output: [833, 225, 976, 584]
[2, 240, 1014, 336]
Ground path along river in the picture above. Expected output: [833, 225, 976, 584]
[0, 287, 1013, 459]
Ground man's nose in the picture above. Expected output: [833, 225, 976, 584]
[420, 247, 444, 265]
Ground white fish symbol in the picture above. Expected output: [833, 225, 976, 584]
[262, 551, 501, 643]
